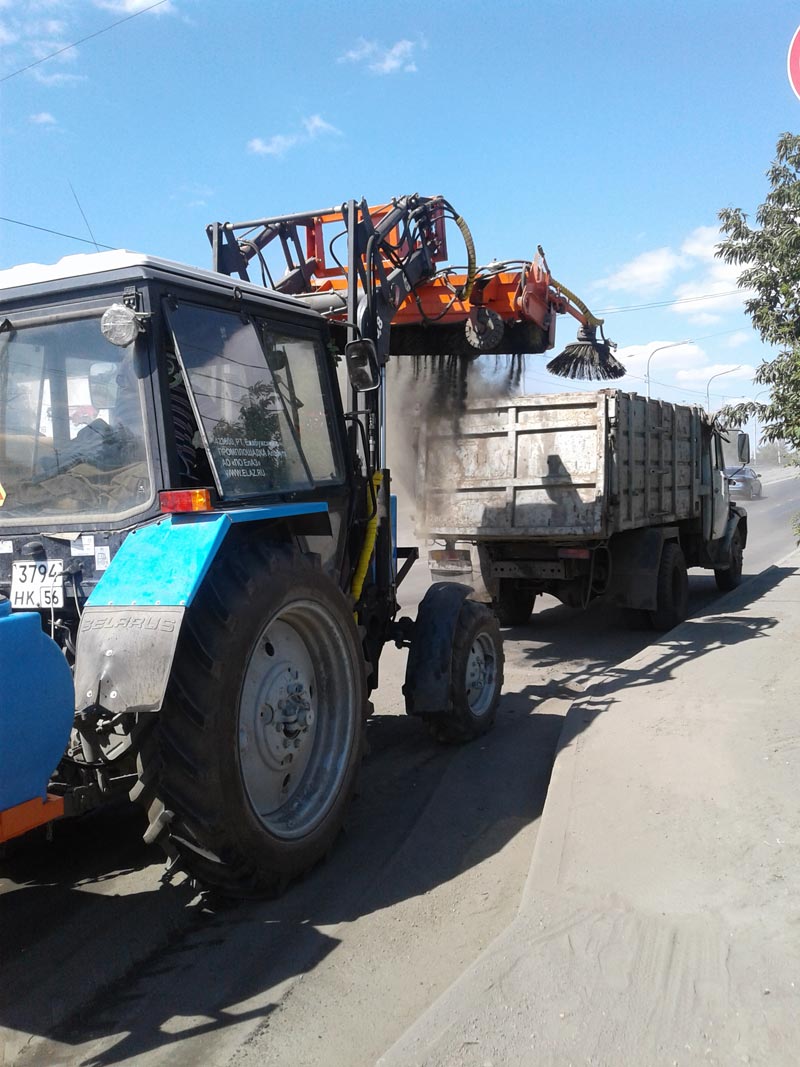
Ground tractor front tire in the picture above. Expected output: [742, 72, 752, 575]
[426, 600, 504, 744]
[715, 528, 744, 593]
[134, 541, 367, 898]
[648, 542, 689, 632]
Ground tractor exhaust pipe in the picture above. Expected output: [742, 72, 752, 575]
[546, 322, 625, 381]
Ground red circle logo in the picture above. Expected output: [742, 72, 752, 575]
[788, 26, 800, 100]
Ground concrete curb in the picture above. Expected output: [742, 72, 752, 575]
[378, 551, 800, 1066]
[521, 550, 800, 911]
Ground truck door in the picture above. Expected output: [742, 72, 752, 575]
[711, 431, 728, 540]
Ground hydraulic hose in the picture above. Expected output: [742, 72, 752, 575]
[453, 213, 477, 302]
[551, 277, 603, 327]
[437, 198, 476, 303]
[350, 471, 384, 604]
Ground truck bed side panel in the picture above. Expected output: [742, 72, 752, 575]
[419, 391, 702, 541]
[610, 393, 703, 533]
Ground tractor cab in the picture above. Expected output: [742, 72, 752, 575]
[0, 251, 355, 622]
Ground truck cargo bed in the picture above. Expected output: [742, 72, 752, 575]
[418, 390, 704, 540]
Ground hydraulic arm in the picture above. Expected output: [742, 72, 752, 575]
[206, 198, 624, 380]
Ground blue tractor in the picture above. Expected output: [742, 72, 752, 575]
[0, 196, 504, 894]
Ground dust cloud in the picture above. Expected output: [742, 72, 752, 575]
[386, 353, 529, 543]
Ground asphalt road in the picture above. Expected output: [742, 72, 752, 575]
[2, 471, 798, 1067]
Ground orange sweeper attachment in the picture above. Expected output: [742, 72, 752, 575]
[207, 197, 624, 381]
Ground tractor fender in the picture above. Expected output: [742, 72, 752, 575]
[403, 581, 473, 717]
[74, 503, 329, 718]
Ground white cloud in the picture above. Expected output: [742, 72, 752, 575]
[676, 362, 753, 383]
[338, 37, 418, 74]
[248, 133, 299, 158]
[30, 110, 57, 123]
[680, 224, 720, 262]
[172, 182, 213, 209]
[94, 0, 174, 14]
[248, 114, 340, 159]
[669, 257, 749, 324]
[371, 39, 416, 74]
[0, 1, 174, 88]
[614, 340, 703, 384]
[339, 39, 374, 63]
[31, 68, 86, 85]
[724, 331, 752, 349]
[302, 114, 339, 137]
[594, 221, 752, 327]
[596, 247, 683, 295]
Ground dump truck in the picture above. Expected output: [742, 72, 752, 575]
[418, 389, 750, 627]
[0, 195, 624, 895]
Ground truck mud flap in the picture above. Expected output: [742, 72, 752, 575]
[605, 528, 672, 612]
[404, 582, 472, 716]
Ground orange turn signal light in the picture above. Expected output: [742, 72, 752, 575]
[159, 488, 213, 513]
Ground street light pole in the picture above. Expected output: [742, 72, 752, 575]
[645, 340, 691, 400]
[705, 366, 742, 413]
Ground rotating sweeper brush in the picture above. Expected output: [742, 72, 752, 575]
[546, 322, 625, 381]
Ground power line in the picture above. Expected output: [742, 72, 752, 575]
[596, 289, 742, 316]
[68, 182, 100, 252]
[0, 0, 170, 84]
[0, 215, 116, 250]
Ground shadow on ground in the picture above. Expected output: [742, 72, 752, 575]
[0, 697, 562, 1067]
[501, 566, 787, 697]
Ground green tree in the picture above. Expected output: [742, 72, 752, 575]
[717, 132, 800, 452]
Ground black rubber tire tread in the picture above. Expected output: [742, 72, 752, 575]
[715, 528, 744, 593]
[495, 580, 536, 627]
[134, 539, 367, 898]
[648, 542, 689, 632]
[427, 600, 504, 744]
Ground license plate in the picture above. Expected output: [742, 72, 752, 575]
[11, 560, 64, 609]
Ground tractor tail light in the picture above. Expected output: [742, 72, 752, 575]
[558, 547, 591, 559]
[159, 488, 213, 513]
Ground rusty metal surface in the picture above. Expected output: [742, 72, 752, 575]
[418, 391, 704, 540]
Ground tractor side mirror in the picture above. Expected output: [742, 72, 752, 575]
[737, 432, 750, 464]
[266, 346, 287, 373]
[345, 339, 380, 392]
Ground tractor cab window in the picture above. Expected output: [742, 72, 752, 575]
[0, 315, 153, 524]
[165, 302, 343, 499]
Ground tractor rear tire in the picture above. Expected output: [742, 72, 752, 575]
[495, 581, 536, 627]
[426, 600, 504, 744]
[648, 542, 689, 632]
[134, 541, 367, 898]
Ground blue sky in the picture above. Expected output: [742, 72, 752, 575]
[1, 0, 799, 417]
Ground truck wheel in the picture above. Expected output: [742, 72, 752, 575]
[427, 600, 504, 744]
[495, 581, 536, 626]
[648, 542, 688, 631]
[715, 529, 743, 592]
[135, 542, 367, 897]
